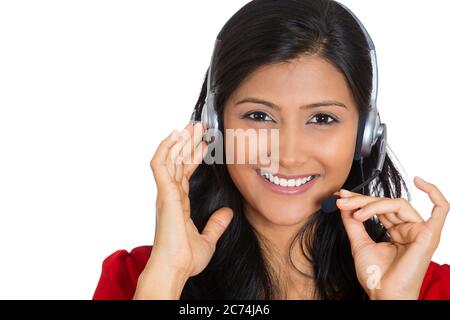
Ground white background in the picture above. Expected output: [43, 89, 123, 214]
[0, 0, 449, 299]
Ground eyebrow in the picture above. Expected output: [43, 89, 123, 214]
[235, 97, 348, 110]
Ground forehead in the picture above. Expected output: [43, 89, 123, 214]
[230, 55, 357, 111]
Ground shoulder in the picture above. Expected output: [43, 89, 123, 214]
[419, 260, 450, 300]
[92, 245, 153, 300]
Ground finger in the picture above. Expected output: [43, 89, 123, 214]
[183, 122, 205, 163]
[170, 123, 194, 161]
[371, 212, 403, 228]
[387, 222, 428, 245]
[340, 208, 375, 255]
[185, 140, 208, 180]
[336, 190, 417, 225]
[175, 154, 184, 183]
[169, 131, 184, 180]
[177, 122, 205, 182]
[181, 174, 189, 195]
[338, 188, 360, 198]
[180, 180, 191, 219]
[201, 208, 234, 248]
[178, 144, 208, 219]
[385, 212, 403, 225]
[336, 192, 381, 211]
[170, 123, 193, 182]
[351, 198, 424, 223]
[166, 134, 182, 181]
[377, 214, 394, 229]
[415, 176, 450, 230]
[150, 129, 180, 188]
[337, 194, 423, 223]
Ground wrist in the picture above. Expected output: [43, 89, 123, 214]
[133, 260, 190, 300]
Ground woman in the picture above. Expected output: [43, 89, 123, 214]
[93, 0, 450, 300]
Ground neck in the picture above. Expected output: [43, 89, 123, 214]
[244, 202, 316, 299]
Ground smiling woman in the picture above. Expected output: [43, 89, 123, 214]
[223, 55, 360, 228]
[93, 0, 450, 300]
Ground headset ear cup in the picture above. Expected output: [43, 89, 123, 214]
[354, 110, 368, 161]
[201, 100, 208, 129]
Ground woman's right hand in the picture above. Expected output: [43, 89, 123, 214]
[142, 122, 234, 286]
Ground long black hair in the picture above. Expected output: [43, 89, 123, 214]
[181, 0, 410, 299]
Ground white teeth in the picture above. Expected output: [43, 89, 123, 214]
[258, 170, 315, 187]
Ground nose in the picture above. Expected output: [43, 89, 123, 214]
[278, 125, 312, 170]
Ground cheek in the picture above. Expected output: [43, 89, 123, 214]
[317, 126, 358, 183]
[319, 130, 355, 160]
[223, 128, 276, 169]
[226, 164, 257, 207]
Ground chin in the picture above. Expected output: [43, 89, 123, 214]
[258, 203, 317, 226]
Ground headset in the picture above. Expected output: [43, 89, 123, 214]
[190, 0, 387, 213]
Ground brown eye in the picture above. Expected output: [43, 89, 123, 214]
[244, 111, 274, 122]
[309, 113, 338, 125]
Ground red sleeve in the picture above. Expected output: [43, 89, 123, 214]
[418, 261, 450, 300]
[92, 246, 152, 300]
[93, 248, 449, 300]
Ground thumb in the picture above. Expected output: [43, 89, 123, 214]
[340, 208, 374, 255]
[333, 189, 374, 253]
[201, 207, 234, 247]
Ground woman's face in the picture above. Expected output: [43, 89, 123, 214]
[223, 55, 359, 227]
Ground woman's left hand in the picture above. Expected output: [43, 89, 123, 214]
[335, 176, 450, 300]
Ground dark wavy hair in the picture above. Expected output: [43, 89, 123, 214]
[181, 0, 410, 300]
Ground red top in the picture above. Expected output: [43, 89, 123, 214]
[92, 245, 450, 300]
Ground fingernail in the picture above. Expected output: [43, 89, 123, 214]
[416, 176, 427, 183]
[338, 198, 349, 205]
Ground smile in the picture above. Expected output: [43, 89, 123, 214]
[256, 169, 319, 195]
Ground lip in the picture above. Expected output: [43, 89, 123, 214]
[256, 170, 319, 195]
[256, 169, 319, 180]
